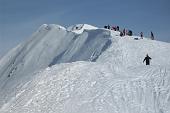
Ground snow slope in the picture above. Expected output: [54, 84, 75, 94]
[0, 24, 170, 113]
[2, 62, 170, 113]
[0, 24, 111, 108]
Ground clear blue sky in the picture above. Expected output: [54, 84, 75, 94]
[0, 0, 170, 57]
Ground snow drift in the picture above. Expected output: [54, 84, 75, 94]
[0, 24, 170, 113]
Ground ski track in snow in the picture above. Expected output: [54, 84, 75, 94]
[0, 24, 170, 113]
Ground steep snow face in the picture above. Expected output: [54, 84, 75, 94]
[0, 24, 111, 107]
[0, 24, 170, 113]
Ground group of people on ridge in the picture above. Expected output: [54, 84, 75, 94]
[104, 25, 133, 36]
[140, 31, 154, 40]
[104, 24, 153, 66]
[104, 24, 154, 40]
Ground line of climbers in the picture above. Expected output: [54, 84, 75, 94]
[104, 24, 154, 40]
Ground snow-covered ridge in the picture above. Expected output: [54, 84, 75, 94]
[67, 24, 98, 34]
[0, 24, 107, 79]
[0, 24, 170, 113]
[38, 23, 98, 34]
[38, 24, 66, 31]
[0, 24, 111, 109]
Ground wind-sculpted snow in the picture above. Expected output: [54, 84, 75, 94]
[49, 29, 112, 66]
[0, 24, 170, 113]
[67, 24, 98, 34]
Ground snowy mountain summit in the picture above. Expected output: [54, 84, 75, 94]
[0, 24, 170, 113]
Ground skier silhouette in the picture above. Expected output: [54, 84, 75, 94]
[143, 54, 152, 65]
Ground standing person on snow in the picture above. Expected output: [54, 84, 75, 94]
[151, 31, 154, 40]
[143, 54, 152, 65]
[140, 32, 143, 39]
[116, 26, 119, 31]
[107, 25, 110, 29]
[123, 29, 126, 36]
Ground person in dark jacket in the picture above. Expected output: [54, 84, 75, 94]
[120, 31, 123, 37]
[143, 54, 152, 65]
[116, 26, 119, 31]
[151, 31, 154, 40]
[123, 29, 126, 36]
[107, 24, 110, 29]
[128, 30, 133, 36]
[104, 26, 107, 29]
[140, 32, 143, 39]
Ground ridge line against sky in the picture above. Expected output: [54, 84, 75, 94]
[0, 0, 170, 57]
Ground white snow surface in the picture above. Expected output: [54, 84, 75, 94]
[67, 24, 98, 34]
[0, 24, 170, 113]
